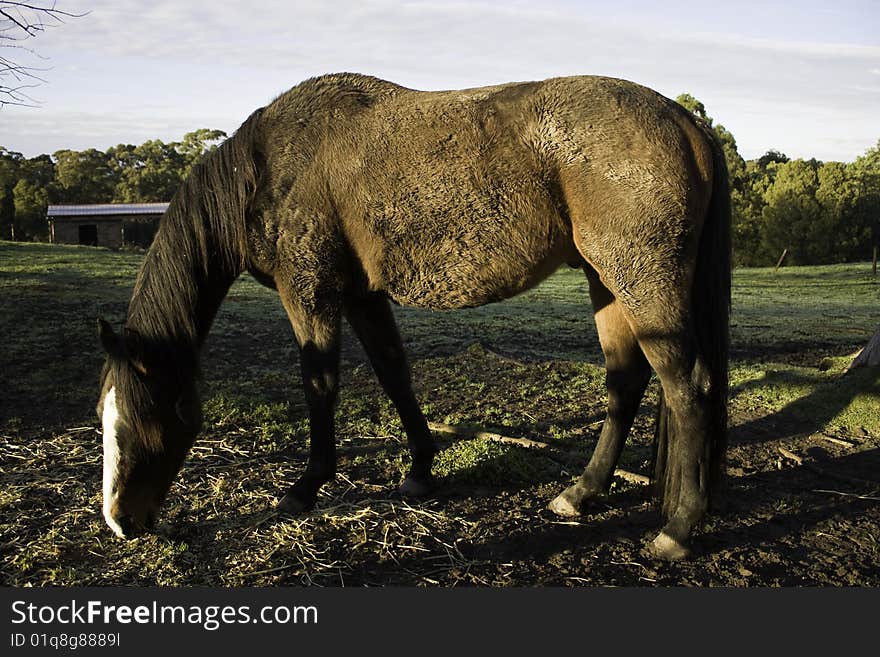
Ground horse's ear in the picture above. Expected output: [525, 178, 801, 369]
[98, 318, 123, 357]
[122, 327, 150, 377]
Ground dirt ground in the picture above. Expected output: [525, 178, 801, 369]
[1, 243, 878, 586]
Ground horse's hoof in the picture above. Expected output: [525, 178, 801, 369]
[648, 531, 691, 561]
[399, 474, 435, 498]
[277, 491, 315, 514]
[547, 486, 584, 517]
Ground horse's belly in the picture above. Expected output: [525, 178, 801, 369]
[342, 163, 578, 309]
[381, 239, 570, 310]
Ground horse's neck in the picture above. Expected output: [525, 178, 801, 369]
[124, 124, 255, 363]
[125, 216, 242, 361]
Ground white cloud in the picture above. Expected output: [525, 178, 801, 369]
[2, 0, 878, 160]
[1, 108, 236, 155]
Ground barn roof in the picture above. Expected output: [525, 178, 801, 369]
[48, 203, 169, 217]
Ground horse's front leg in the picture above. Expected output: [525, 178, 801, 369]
[276, 287, 341, 513]
[344, 292, 438, 496]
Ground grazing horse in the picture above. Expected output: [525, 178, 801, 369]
[96, 73, 729, 560]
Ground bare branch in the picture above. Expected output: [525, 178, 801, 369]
[0, 2, 86, 107]
[778, 446, 880, 488]
[0, 80, 39, 105]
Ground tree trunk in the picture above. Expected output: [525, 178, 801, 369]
[849, 324, 880, 370]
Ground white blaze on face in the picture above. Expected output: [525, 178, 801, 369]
[101, 386, 125, 538]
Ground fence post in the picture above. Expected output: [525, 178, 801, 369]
[774, 248, 788, 272]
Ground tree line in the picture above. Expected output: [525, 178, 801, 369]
[0, 129, 226, 241]
[2, 95, 879, 266]
[677, 94, 879, 267]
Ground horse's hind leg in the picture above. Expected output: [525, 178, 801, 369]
[344, 292, 438, 496]
[275, 288, 342, 513]
[638, 330, 713, 561]
[548, 268, 651, 516]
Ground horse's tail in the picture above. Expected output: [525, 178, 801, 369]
[653, 126, 731, 516]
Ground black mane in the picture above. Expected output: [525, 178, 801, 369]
[125, 108, 264, 368]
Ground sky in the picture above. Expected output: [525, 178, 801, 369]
[1, 0, 878, 162]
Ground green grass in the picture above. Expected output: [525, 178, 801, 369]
[730, 361, 879, 435]
[1, 240, 878, 586]
[731, 263, 879, 360]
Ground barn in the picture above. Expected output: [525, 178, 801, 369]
[47, 203, 169, 249]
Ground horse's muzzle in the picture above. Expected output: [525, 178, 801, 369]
[105, 503, 156, 539]
[113, 513, 139, 538]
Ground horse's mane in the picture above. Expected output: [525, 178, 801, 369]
[124, 108, 264, 367]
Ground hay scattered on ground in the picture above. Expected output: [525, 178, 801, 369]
[235, 495, 479, 586]
[0, 425, 483, 586]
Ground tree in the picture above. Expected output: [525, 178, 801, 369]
[760, 159, 836, 265]
[815, 161, 868, 263]
[756, 150, 789, 169]
[178, 129, 227, 176]
[53, 148, 117, 203]
[1, 2, 83, 106]
[109, 131, 227, 202]
[846, 141, 880, 371]
[12, 177, 48, 237]
[730, 152, 795, 266]
[110, 140, 187, 203]
[846, 140, 880, 263]
[675, 93, 710, 123]
[11, 153, 53, 239]
[0, 146, 23, 238]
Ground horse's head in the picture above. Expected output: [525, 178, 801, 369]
[96, 319, 201, 538]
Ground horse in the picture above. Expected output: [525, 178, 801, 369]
[96, 73, 730, 561]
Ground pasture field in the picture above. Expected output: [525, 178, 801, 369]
[1, 240, 878, 586]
